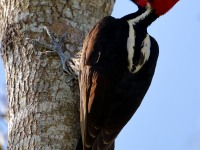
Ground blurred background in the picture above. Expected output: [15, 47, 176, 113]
[0, 0, 200, 149]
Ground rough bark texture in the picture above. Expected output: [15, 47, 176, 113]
[0, 0, 114, 149]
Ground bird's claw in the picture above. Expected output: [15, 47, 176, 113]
[27, 26, 72, 75]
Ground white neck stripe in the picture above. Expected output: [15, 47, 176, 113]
[128, 3, 152, 25]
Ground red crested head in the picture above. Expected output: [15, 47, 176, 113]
[131, 0, 179, 16]
[131, 0, 148, 7]
[149, 0, 179, 16]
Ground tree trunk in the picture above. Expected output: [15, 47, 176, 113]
[0, 0, 114, 149]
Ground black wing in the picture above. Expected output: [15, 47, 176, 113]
[79, 16, 159, 150]
[79, 16, 129, 149]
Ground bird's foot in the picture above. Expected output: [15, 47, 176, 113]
[27, 26, 72, 75]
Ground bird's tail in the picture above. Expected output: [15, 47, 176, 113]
[76, 136, 83, 150]
[108, 142, 115, 150]
[75, 135, 115, 150]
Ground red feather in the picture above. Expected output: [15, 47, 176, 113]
[131, 0, 148, 7]
[131, 0, 179, 16]
[150, 0, 179, 15]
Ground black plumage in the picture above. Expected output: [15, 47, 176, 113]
[78, 4, 159, 150]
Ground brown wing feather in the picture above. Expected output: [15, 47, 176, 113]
[79, 16, 130, 149]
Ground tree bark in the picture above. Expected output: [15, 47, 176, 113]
[0, 0, 114, 149]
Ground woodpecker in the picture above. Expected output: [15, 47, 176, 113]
[78, 0, 179, 150]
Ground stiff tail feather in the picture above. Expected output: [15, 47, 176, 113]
[76, 136, 83, 150]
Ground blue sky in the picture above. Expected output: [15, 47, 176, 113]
[0, 0, 200, 150]
[112, 0, 200, 150]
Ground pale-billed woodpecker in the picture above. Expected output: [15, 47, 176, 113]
[77, 0, 179, 150]
[30, 0, 179, 149]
